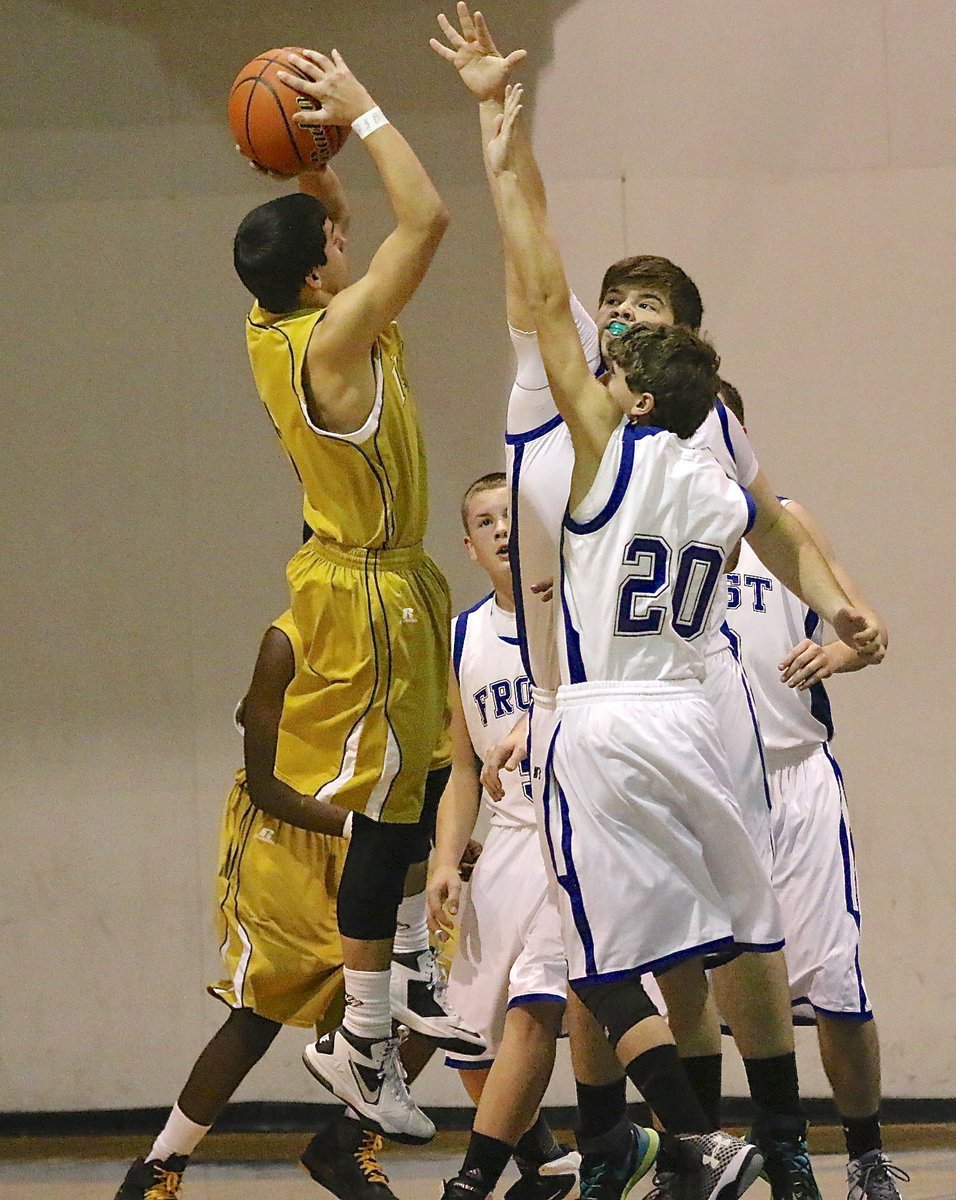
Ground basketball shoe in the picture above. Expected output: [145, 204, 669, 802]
[578, 1122, 660, 1200]
[113, 1154, 187, 1199]
[390, 946, 486, 1055]
[300, 1114, 399, 1199]
[302, 1025, 435, 1144]
[846, 1150, 909, 1200]
[751, 1119, 822, 1200]
[645, 1131, 764, 1200]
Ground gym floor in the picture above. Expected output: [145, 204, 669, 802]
[3, 1132, 954, 1200]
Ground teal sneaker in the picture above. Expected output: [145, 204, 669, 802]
[579, 1123, 660, 1200]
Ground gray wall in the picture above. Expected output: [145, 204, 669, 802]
[2, 0, 953, 1111]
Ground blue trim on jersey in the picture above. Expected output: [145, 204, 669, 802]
[563, 424, 664, 535]
[554, 779, 597, 977]
[741, 487, 757, 534]
[509, 442, 535, 684]
[505, 411, 565, 446]
[444, 1055, 496, 1070]
[811, 1004, 873, 1022]
[569, 936, 736, 988]
[804, 609, 835, 739]
[826, 742, 871, 1016]
[452, 593, 494, 682]
[498, 635, 521, 645]
[559, 525, 587, 684]
[723, 625, 774, 817]
[541, 724, 596, 976]
[507, 993, 566, 1011]
[715, 399, 736, 462]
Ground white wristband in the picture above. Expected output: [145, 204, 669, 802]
[351, 107, 388, 139]
[341, 811, 354, 840]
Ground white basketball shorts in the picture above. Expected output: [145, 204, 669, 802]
[546, 681, 784, 985]
[445, 821, 567, 1069]
[768, 743, 871, 1020]
[703, 643, 774, 872]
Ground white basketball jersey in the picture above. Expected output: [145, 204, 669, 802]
[560, 422, 755, 686]
[453, 594, 534, 828]
[506, 295, 599, 693]
[682, 402, 760, 655]
[725, 503, 834, 751]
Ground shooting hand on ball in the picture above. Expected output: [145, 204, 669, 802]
[431, 2, 526, 102]
[278, 49, 375, 127]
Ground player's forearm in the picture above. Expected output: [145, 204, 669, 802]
[747, 507, 851, 625]
[299, 167, 351, 235]
[362, 124, 450, 240]
[245, 769, 347, 836]
[479, 99, 546, 218]
[432, 766, 481, 870]
[496, 170, 569, 317]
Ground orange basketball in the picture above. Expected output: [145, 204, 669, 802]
[228, 48, 350, 177]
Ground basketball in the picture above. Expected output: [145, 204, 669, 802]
[228, 48, 350, 177]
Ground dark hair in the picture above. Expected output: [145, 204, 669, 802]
[717, 377, 745, 425]
[598, 255, 703, 331]
[233, 192, 329, 313]
[605, 322, 720, 439]
[461, 471, 507, 531]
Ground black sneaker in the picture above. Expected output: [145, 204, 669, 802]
[114, 1155, 188, 1199]
[441, 1170, 493, 1200]
[579, 1123, 659, 1200]
[753, 1122, 822, 1200]
[390, 948, 486, 1056]
[301, 1116, 399, 1199]
[504, 1168, 578, 1200]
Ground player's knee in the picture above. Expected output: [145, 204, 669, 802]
[337, 817, 412, 940]
[571, 976, 660, 1050]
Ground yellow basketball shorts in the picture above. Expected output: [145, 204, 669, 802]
[208, 774, 348, 1031]
[278, 538, 451, 824]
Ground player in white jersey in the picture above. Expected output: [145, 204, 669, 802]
[432, 12, 882, 1200]
[428, 473, 583, 1200]
[481, 78, 846, 1200]
[720, 385, 907, 1200]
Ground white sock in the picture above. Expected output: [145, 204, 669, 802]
[392, 891, 430, 956]
[342, 967, 393, 1041]
[147, 1104, 211, 1162]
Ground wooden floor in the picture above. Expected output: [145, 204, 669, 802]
[3, 1140, 954, 1200]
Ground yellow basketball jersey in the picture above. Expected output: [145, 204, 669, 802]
[246, 305, 428, 550]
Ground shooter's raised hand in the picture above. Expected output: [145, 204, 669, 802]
[430, 2, 526, 102]
[278, 49, 375, 127]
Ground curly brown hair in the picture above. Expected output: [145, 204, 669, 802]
[605, 322, 720, 439]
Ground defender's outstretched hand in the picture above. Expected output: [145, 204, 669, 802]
[430, 3, 526, 102]
[278, 49, 375, 127]
[486, 83, 524, 176]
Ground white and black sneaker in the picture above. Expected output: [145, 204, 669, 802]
[390, 948, 486, 1056]
[678, 1131, 764, 1200]
[302, 1025, 435, 1145]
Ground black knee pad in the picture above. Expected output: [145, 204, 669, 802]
[407, 764, 450, 862]
[571, 976, 661, 1050]
[337, 816, 420, 940]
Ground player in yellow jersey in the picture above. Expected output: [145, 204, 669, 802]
[232, 47, 483, 1143]
[113, 612, 446, 1200]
